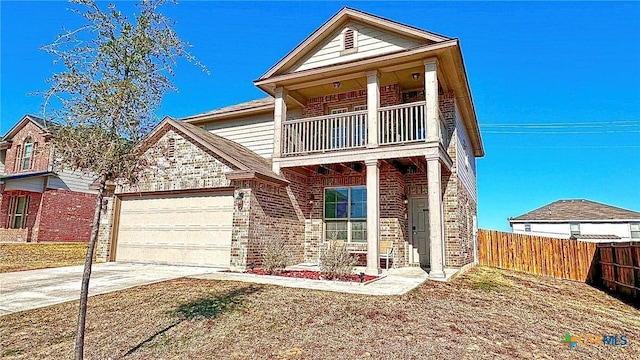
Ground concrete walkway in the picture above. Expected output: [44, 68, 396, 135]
[190, 266, 432, 296]
[0, 263, 222, 316]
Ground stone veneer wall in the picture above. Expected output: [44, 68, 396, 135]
[302, 163, 417, 267]
[439, 90, 476, 268]
[95, 187, 115, 262]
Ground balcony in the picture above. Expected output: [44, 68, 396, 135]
[281, 101, 449, 156]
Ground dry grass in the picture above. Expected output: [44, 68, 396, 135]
[0, 243, 89, 273]
[1, 267, 638, 359]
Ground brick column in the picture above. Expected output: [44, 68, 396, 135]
[273, 87, 287, 161]
[424, 58, 439, 143]
[365, 159, 380, 275]
[366, 70, 380, 148]
[427, 158, 445, 278]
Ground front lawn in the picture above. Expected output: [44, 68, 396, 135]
[0, 243, 89, 273]
[0, 267, 638, 359]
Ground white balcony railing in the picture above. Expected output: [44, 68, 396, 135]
[378, 101, 427, 145]
[281, 101, 449, 156]
[282, 110, 368, 155]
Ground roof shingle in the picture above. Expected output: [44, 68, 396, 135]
[510, 199, 640, 222]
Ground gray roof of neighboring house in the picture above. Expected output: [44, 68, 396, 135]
[570, 234, 622, 240]
[510, 199, 640, 223]
[180, 98, 274, 123]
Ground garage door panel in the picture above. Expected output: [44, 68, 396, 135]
[115, 192, 233, 267]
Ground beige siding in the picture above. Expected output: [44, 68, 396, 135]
[49, 170, 97, 194]
[293, 21, 425, 72]
[201, 109, 300, 159]
[455, 103, 477, 203]
[203, 113, 274, 158]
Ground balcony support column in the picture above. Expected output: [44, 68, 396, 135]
[427, 157, 445, 278]
[365, 159, 380, 275]
[424, 58, 439, 143]
[273, 86, 288, 164]
[366, 70, 380, 148]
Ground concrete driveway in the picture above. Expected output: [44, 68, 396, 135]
[0, 262, 222, 316]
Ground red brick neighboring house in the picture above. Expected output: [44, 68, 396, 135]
[0, 115, 97, 242]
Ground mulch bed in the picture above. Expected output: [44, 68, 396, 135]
[243, 269, 379, 283]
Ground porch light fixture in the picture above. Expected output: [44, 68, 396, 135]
[333, 81, 341, 88]
[308, 194, 315, 205]
[411, 72, 420, 81]
[403, 195, 409, 205]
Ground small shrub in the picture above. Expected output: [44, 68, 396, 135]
[262, 237, 291, 274]
[319, 237, 358, 280]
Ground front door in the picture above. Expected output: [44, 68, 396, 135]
[409, 197, 430, 267]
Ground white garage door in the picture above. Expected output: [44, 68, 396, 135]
[115, 191, 233, 267]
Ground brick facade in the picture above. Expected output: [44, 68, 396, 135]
[37, 190, 96, 242]
[95, 93, 478, 271]
[302, 85, 401, 118]
[3, 121, 50, 174]
[1, 119, 97, 243]
[0, 190, 42, 242]
[98, 126, 306, 270]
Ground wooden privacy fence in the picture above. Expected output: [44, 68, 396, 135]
[598, 242, 640, 299]
[478, 229, 598, 282]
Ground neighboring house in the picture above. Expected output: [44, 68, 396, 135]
[509, 199, 640, 242]
[96, 7, 484, 278]
[0, 115, 97, 242]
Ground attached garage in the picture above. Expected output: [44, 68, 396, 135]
[114, 191, 234, 267]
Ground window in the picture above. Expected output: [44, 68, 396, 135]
[324, 186, 366, 242]
[524, 224, 531, 232]
[21, 138, 33, 170]
[570, 223, 580, 236]
[7, 196, 30, 229]
[631, 223, 640, 239]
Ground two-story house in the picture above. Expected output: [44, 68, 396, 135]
[0, 115, 96, 242]
[96, 8, 484, 278]
[509, 199, 640, 242]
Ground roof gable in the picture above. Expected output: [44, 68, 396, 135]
[2, 115, 48, 141]
[259, 7, 450, 80]
[143, 118, 286, 185]
[510, 199, 640, 222]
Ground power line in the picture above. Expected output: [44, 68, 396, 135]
[483, 130, 640, 134]
[481, 120, 640, 127]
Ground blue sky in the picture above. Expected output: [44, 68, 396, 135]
[1, 1, 639, 230]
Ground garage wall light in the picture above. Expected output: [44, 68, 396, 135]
[236, 192, 245, 211]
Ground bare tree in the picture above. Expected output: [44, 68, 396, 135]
[39, 1, 206, 358]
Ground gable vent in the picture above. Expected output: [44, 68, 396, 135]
[167, 138, 176, 158]
[344, 29, 355, 50]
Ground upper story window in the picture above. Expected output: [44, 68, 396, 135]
[631, 223, 640, 239]
[21, 138, 34, 170]
[570, 223, 581, 236]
